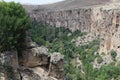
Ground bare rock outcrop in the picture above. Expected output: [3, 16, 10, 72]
[0, 73, 5, 80]
[21, 40, 65, 79]
[0, 51, 20, 80]
[72, 33, 98, 46]
[48, 52, 64, 79]
[22, 45, 64, 79]
[0, 51, 19, 69]
[22, 46, 49, 67]
[25, 36, 38, 49]
[0, 41, 64, 80]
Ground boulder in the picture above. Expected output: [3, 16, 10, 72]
[50, 52, 64, 64]
[48, 52, 64, 79]
[1, 51, 19, 70]
[20, 67, 57, 80]
[20, 69, 41, 80]
[25, 36, 38, 49]
[0, 72, 5, 80]
[0, 51, 19, 80]
[22, 46, 49, 67]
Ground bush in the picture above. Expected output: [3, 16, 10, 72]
[110, 50, 117, 60]
[34, 37, 46, 46]
[97, 56, 103, 64]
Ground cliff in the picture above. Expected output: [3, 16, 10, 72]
[23, 0, 120, 60]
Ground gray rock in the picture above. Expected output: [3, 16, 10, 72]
[22, 46, 49, 67]
[0, 51, 19, 70]
[50, 52, 64, 64]
[48, 52, 64, 79]
[25, 36, 38, 49]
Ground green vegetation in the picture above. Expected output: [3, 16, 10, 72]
[110, 50, 117, 61]
[30, 22, 120, 80]
[97, 55, 103, 64]
[0, 1, 31, 52]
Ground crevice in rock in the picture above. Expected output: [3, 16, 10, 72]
[17, 68, 23, 80]
[46, 56, 51, 69]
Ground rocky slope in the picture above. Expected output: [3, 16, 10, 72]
[23, 0, 119, 11]
[0, 37, 64, 80]
[42, 0, 112, 10]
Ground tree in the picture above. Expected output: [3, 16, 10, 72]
[0, 1, 31, 52]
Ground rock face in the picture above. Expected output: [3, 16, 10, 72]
[22, 46, 49, 67]
[48, 52, 64, 79]
[72, 33, 98, 46]
[0, 73, 5, 80]
[1, 51, 19, 69]
[24, 1, 120, 57]
[0, 51, 20, 80]
[0, 40, 64, 80]
[21, 36, 64, 80]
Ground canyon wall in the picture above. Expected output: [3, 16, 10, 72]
[29, 8, 92, 32]
[25, 3, 120, 58]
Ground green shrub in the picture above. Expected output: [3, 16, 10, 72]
[101, 52, 105, 56]
[97, 56, 103, 64]
[110, 50, 117, 60]
[34, 37, 46, 46]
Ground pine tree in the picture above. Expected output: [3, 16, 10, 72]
[0, 1, 31, 52]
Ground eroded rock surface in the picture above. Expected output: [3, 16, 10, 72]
[0, 41, 64, 80]
[22, 46, 49, 67]
[48, 52, 64, 79]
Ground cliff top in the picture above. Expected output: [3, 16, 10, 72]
[23, 0, 120, 11]
[42, 0, 111, 10]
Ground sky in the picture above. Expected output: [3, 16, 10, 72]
[4, 0, 64, 5]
